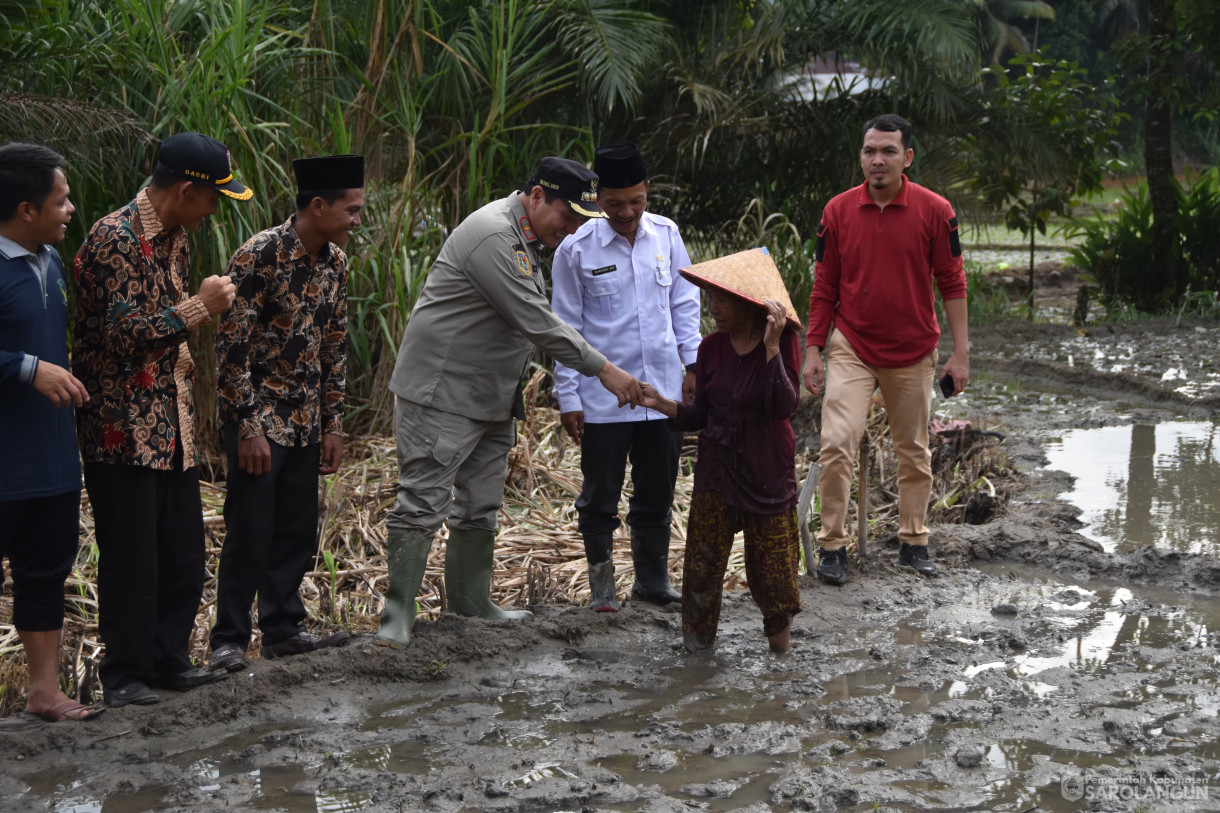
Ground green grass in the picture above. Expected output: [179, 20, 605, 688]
[962, 220, 1076, 248]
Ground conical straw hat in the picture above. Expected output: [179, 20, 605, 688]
[679, 247, 802, 329]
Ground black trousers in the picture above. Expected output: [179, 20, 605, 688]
[575, 420, 683, 537]
[84, 459, 204, 690]
[0, 490, 80, 631]
[210, 426, 320, 650]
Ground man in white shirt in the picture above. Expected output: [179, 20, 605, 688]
[552, 143, 702, 611]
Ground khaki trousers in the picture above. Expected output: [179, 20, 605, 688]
[388, 396, 514, 535]
[817, 329, 936, 550]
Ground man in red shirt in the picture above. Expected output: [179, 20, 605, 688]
[802, 114, 969, 585]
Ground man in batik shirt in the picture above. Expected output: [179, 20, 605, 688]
[73, 132, 249, 707]
[207, 155, 363, 672]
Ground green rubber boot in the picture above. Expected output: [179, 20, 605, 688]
[374, 527, 434, 648]
[444, 526, 533, 620]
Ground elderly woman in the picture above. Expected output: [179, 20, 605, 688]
[641, 279, 802, 653]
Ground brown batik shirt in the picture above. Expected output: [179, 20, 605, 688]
[215, 217, 347, 447]
[72, 189, 211, 470]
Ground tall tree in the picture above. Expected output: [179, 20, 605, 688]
[1144, 0, 1180, 297]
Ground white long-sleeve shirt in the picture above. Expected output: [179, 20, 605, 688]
[551, 213, 701, 422]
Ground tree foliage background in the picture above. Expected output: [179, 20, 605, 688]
[1, 0, 1217, 433]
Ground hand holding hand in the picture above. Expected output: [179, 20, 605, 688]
[638, 382, 680, 418]
[639, 382, 661, 408]
[596, 361, 644, 408]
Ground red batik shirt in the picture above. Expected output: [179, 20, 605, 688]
[215, 218, 347, 446]
[72, 189, 212, 470]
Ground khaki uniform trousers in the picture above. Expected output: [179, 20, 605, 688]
[817, 329, 936, 550]
[388, 396, 514, 535]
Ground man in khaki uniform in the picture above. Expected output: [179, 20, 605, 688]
[377, 157, 643, 647]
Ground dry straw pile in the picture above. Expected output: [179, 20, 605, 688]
[0, 375, 1012, 715]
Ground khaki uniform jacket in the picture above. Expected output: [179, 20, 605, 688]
[390, 193, 607, 422]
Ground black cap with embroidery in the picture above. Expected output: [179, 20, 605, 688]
[156, 132, 252, 201]
[594, 142, 648, 189]
[293, 154, 365, 191]
[525, 156, 605, 218]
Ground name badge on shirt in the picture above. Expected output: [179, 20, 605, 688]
[591, 264, 616, 276]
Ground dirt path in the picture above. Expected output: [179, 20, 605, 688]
[3, 318, 1220, 813]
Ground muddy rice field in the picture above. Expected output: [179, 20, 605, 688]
[3, 269, 1220, 812]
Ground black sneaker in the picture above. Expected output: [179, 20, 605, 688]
[898, 543, 938, 576]
[261, 631, 350, 660]
[816, 547, 849, 586]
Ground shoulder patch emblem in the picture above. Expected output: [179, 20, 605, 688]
[519, 215, 536, 242]
[515, 246, 533, 278]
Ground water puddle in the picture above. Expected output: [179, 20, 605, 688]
[1043, 421, 1220, 554]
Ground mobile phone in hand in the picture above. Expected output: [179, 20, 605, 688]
[939, 374, 955, 398]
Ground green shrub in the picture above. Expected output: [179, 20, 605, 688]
[1066, 169, 1220, 312]
[964, 261, 1012, 320]
[1182, 169, 1220, 295]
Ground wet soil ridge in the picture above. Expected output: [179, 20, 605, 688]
[979, 356, 1220, 415]
[945, 503, 1220, 597]
[969, 318, 1220, 414]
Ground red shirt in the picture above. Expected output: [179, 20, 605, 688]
[805, 177, 965, 368]
[672, 328, 801, 515]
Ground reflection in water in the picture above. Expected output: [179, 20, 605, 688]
[1043, 422, 1220, 554]
[1014, 588, 1133, 676]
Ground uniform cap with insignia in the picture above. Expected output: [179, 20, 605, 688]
[525, 156, 606, 218]
[292, 154, 365, 191]
[156, 132, 253, 201]
[679, 247, 802, 329]
[594, 142, 648, 189]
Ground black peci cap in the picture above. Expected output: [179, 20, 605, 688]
[156, 132, 252, 201]
[593, 142, 648, 189]
[293, 154, 365, 192]
[525, 156, 605, 218]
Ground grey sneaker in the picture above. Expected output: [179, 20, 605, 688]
[898, 543, 938, 576]
[816, 547, 849, 586]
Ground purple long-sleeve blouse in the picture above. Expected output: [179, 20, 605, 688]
[672, 327, 801, 515]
